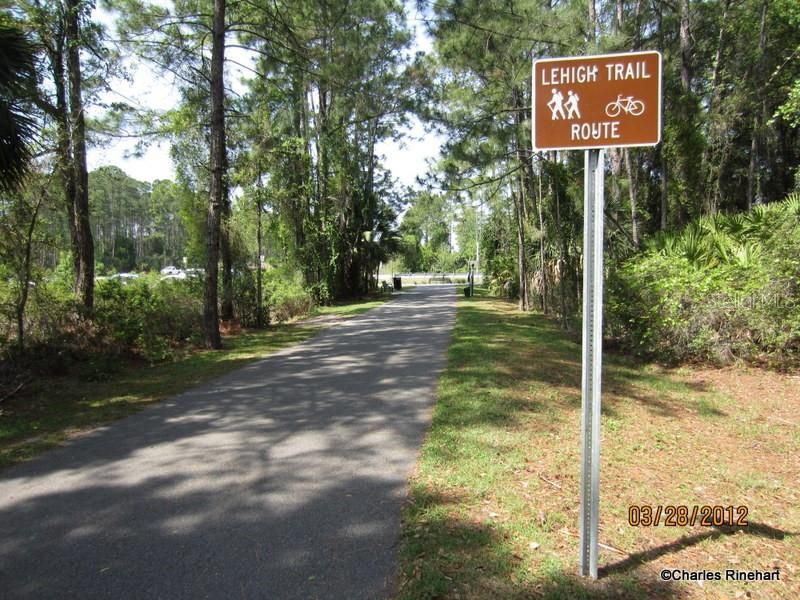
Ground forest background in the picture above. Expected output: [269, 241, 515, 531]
[1, 0, 799, 371]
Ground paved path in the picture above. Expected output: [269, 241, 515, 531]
[0, 285, 455, 599]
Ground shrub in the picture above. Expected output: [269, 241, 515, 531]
[262, 268, 314, 323]
[94, 278, 203, 361]
[606, 198, 800, 366]
[307, 282, 331, 306]
[232, 268, 269, 328]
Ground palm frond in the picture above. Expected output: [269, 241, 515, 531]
[719, 213, 746, 239]
[783, 192, 800, 217]
[0, 24, 37, 193]
[677, 224, 711, 266]
[0, 25, 36, 96]
[731, 242, 763, 269]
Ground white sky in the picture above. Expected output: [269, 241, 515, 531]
[87, 3, 443, 189]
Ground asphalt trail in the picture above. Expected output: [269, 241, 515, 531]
[0, 284, 455, 599]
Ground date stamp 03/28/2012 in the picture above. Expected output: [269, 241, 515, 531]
[627, 505, 784, 585]
[627, 504, 749, 527]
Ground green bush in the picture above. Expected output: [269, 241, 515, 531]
[307, 282, 331, 306]
[232, 268, 269, 328]
[262, 268, 314, 323]
[607, 197, 800, 366]
[94, 278, 203, 362]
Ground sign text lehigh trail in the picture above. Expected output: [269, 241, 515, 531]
[532, 51, 662, 151]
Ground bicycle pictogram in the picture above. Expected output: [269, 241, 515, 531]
[605, 95, 645, 117]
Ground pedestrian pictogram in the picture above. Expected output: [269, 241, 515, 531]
[548, 89, 566, 119]
[566, 91, 581, 119]
[532, 51, 662, 151]
[547, 89, 582, 121]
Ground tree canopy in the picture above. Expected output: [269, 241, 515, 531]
[0, 0, 798, 361]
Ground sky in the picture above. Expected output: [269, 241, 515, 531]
[86, 3, 444, 190]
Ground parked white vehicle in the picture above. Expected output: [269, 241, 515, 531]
[160, 265, 181, 276]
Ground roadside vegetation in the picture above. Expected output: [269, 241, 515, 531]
[1, 1, 799, 595]
[399, 290, 799, 599]
[2, 4, 799, 389]
[607, 195, 800, 367]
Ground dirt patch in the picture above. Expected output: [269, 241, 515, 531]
[525, 359, 800, 598]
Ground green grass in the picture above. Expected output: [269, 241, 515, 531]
[398, 287, 799, 600]
[0, 296, 387, 470]
[398, 290, 605, 598]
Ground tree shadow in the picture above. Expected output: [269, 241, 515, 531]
[399, 485, 680, 600]
[0, 286, 459, 599]
[602, 521, 796, 578]
[448, 299, 690, 424]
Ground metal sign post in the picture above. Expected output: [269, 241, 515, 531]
[579, 148, 605, 578]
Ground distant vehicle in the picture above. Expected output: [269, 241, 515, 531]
[160, 265, 181, 276]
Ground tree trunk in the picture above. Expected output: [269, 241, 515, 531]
[17, 196, 43, 350]
[537, 159, 547, 314]
[747, 0, 769, 210]
[65, 0, 94, 311]
[679, 0, 692, 91]
[47, 33, 81, 287]
[609, 147, 622, 229]
[256, 184, 264, 329]
[624, 148, 640, 248]
[220, 199, 234, 320]
[512, 84, 532, 312]
[657, 1, 668, 230]
[747, 123, 758, 210]
[703, 0, 731, 213]
[514, 191, 529, 311]
[204, 0, 226, 349]
[553, 170, 569, 330]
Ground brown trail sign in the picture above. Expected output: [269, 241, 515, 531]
[530, 50, 663, 580]
[532, 51, 662, 151]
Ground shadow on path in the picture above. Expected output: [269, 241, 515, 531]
[0, 286, 456, 599]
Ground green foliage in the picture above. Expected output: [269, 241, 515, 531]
[776, 80, 800, 127]
[231, 267, 269, 329]
[94, 278, 203, 362]
[608, 197, 800, 365]
[233, 0, 411, 299]
[89, 169, 192, 273]
[481, 204, 518, 297]
[0, 23, 37, 193]
[262, 268, 313, 323]
[774, 0, 800, 127]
